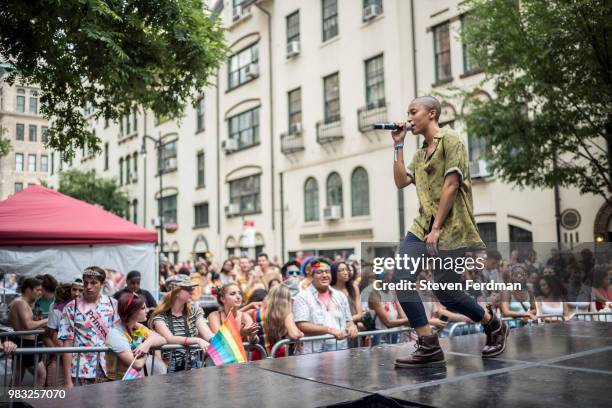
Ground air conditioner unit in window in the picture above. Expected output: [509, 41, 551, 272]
[166, 157, 177, 170]
[290, 122, 303, 135]
[225, 203, 241, 216]
[232, 5, 250, 21]
[323, 205, 342, 221]
[222, 138, 239, 153]
[469, 160, 491, 179]
[244, 63, 260, 80]
[363, 4, 382, 21]
[286, 41, 301, 58]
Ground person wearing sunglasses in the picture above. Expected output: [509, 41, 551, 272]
[293, 258, 358, 354]
[281, 261, 304, 298]
[150, 275, 214, 372]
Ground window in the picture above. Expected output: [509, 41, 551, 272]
[119, 118, 124, 136]
[159, 195, 178, 224]
[29, 96, 38, 114]
[468, 132, 488, 162]
[133, 152, 138, 180]
[28, 125, 37, 142]
[158, 140, 177, 173]
[433, 23, 452, 82]
[16, 94, 25, 112]
[326, 172, 343, 216]
[15, 153, 23, 171]
[194, 203, 209, 227]
[363, 0, 383, 11]
[287, 11, 300, 45]
[105, 118, 109, 128]
[132, 107, 138, 132]
[365, 54, 385, 109]
[40, 155, 49, 172]
[228, 42, 259, 90]
[477, 222, 497, 245]
[322, 0, 338, 42]
[196, 97, 205, 131]
[197, 152, 205, 187]
[125, 114, 131, 135]
[323, 73, 340, 123]
[304, 177, 319, 222]
[351, 167, 370, 216]
[16, 124, 24, 141]
[104, 142, 109, 170]
[28, 154, 36, 172]
[126, 155, 132, 184]
[119, 158, 124, 185]
[232, 0, 248, 16]
[229, 175, 261, 214]
[288, 88, 302, 130]
[50, 152, 55, 175]
[126, 200, 131, 222]
[14, 182, 23, 193]
[509, 225, 533, 255]
[132, 199, 138, 224]
[228, 107, 259, 149]
[461, 14, 480, 73]
[41, 126, 48, 143]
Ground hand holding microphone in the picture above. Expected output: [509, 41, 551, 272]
[373, 122, 412, 145]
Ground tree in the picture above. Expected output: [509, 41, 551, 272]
[58, 169, 129, 217]
[0, 0, 227, 159]
[0, 126, 9, 157]
[460, 0, 612, 205]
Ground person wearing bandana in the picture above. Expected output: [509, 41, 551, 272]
[292, 258, 358, 354]
[59, 266, 119, 387]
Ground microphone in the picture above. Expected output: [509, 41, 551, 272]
[372, 122, 413, 131]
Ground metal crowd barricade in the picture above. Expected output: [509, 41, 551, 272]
[446, 315, 566, 337]
[571, 312, 612, 322]
[1, 341, 268, 386]
[0, 329, 46, 387]
[268, 327, 414, 358]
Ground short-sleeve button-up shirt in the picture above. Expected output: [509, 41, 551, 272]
[292, 285, 352, 354]
[406, 126, 485, 251]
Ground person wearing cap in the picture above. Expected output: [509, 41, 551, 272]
[292, 258, 358, 354]
[150, 274, 214, 372]
[113, 271, 157, 311]
[59, 266, 119, 387]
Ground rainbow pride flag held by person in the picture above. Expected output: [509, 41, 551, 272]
[208, 312, 247, 366]
[254, 307, 271, 353]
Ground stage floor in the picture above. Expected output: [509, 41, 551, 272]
[23, 321, 612, 408]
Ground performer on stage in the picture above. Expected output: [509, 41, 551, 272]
[391, 96, 509, 368]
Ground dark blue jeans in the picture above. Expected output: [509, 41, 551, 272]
[395, 232, 485, 329]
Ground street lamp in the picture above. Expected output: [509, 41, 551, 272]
[140, 134, 165, 257]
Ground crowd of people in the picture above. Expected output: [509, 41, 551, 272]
[1, 246, 611, 387]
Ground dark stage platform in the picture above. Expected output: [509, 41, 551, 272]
[23, 321, 612, 408]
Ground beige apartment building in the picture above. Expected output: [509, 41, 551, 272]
[47, 0, 604, 264]
[0, 64, 50, 200]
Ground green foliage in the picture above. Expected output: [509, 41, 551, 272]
[58, 169, 129, 217]
[0, 0, 228, 160]
[0, 126, 10, 157]
[460, 0, 612, 202]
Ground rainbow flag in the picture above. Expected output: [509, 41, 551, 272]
[208, 312, 247, 366]
[254, 307, 271, 353]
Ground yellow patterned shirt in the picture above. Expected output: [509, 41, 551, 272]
[406, 126, 485, 250]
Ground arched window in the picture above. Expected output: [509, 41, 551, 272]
[304, 177, 319, 222]
[351, 167, 369, 216]
[326, 172, 343, 217]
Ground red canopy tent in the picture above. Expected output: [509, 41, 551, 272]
[0, 185, 157, 245]
[0, 186, 158, 291]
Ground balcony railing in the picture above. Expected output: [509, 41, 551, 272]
[281, 131, 305, 155]
[316, 119, 343, 144]
[357, 100, 387, 133]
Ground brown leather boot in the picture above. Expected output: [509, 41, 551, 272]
[482, 306, 509, 358]
[395, 333, 445, 368]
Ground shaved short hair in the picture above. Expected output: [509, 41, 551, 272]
[411, 96, 442, 121]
